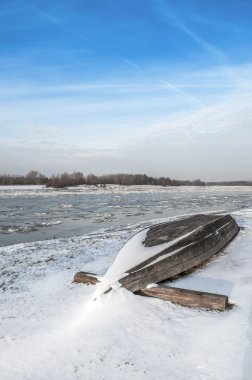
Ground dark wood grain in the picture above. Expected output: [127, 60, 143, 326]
[140, 285, 228, 311]
[120, 215, 239, 292]
[73, 272, 99, 285]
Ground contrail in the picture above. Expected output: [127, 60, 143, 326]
[160, 80, 206, 108]
[175, 21, 225, 60]
[113, 53, 141, 69]
[22, 1, 207, 109]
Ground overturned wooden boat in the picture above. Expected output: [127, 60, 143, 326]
[74, 213, 239, 310]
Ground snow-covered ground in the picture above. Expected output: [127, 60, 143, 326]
[0, 185, 45, 191]
[0, 209, 252, 380]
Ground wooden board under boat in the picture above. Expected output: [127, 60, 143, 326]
[73, 272, 230, 310]
[139, 285, 229, 311]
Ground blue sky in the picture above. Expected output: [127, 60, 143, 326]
[1, 0, 252, 180]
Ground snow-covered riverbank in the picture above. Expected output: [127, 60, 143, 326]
[0, 208, 252, 379]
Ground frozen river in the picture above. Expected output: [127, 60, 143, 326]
[1, 184, 252, 246]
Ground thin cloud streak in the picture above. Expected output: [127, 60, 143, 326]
[113, 54, 142, 69]
[159, 79, 206, 108]
[0, 82, 159, 97]
[23, 3, 143, 72]
[2, 1, 226, 108]
[175, 21, 225, 60]
[152, 0, 226, 62]
[25, 3, 93, 44]
[24, 5, 214, 109]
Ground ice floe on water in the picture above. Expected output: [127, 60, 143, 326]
[0, 221, 63, 236]
[1, 184, 252, 198]
[35, 220, 62, 227]
[0, 225, 37, 234]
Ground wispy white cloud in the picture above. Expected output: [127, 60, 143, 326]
[1, 63, 252, 179]
[1, 89, 252, 179]
[0, 82, 163, 98]
[24, 3, 93, 44]
[112, 54, 141, 69]
[23, 4, 144, 72]
[159, 79, 206, 108]
[174, 21, 225, 60]
[151, 0, 225, 61]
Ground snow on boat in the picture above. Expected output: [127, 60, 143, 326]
[93, 214, 239, 297]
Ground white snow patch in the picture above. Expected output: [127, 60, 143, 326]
[36, 220, 62, 227]
[94, 226, 201, 298]
[146, 283, 158, 289]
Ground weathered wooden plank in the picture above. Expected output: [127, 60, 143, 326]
[73, 272, 100, 285]
[143, 213, 225, 248]
[140, 285, 228, 311]
[72, 272, 229, 311]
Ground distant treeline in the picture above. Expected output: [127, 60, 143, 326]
[46, 173, 205, 187]
[1, 171, 251, 188]
[0, 171, 48, 185]
[0, 170, 205, 187]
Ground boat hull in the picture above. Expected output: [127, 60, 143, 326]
[119, 214, 239, 292]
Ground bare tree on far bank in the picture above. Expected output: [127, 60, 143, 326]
[0, 171, 48, 185]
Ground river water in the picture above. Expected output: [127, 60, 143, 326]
[0, 185, 252, 247]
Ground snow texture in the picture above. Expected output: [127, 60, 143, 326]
[0, 209, 252, 380]
[94, 226, 200, 298]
